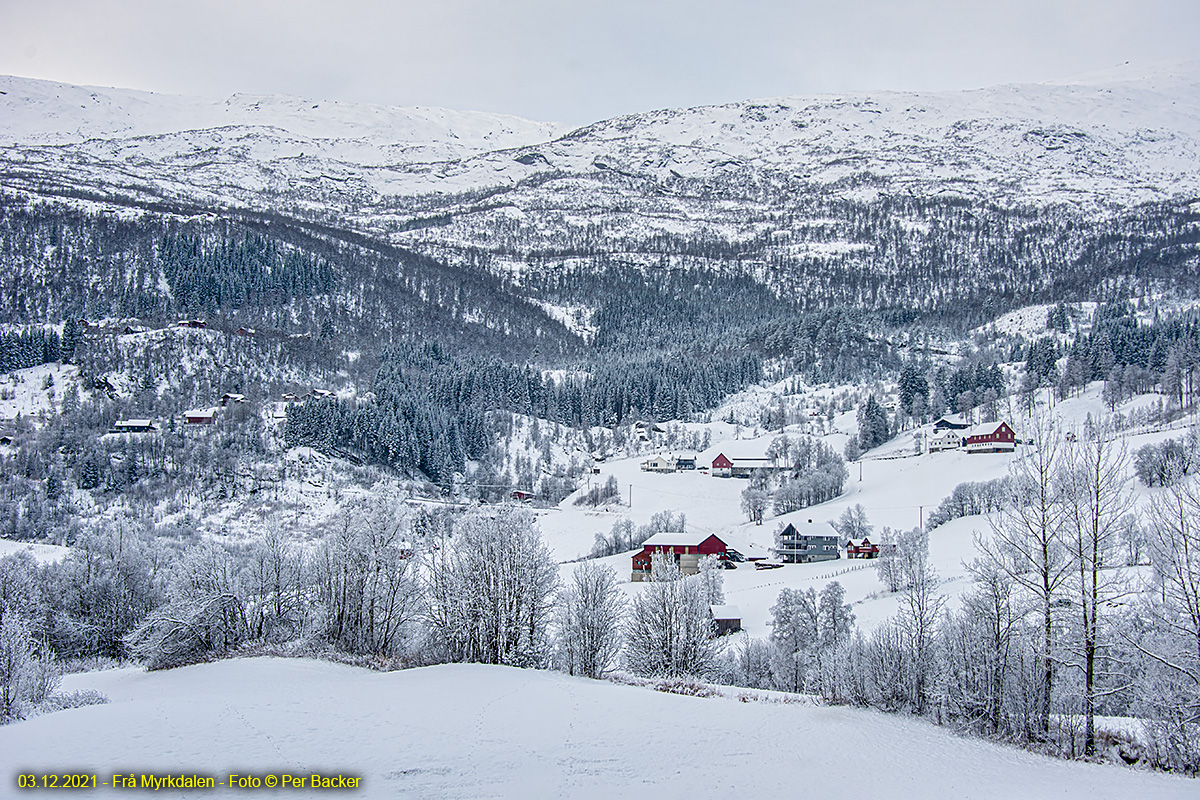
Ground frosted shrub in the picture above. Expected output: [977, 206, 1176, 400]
[424, 505, 558, 666]
[0, 613, 33, 721]
[555, 561, 625, 679]
[624, 555, 717, 678]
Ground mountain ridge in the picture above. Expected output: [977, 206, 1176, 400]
[2, 65, 1199, 335]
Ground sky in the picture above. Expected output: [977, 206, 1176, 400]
[1, 0, 1197, 125]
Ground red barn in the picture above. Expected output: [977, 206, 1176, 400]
[964, 421, 1017, 453]
[632, 532, 728, 581]
[711, 453, 734, 477]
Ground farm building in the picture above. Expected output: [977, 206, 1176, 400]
[640, 454, 698, 472]
[711, 453, 735, 477]
[640, 455, 675, 473]
[932, 414, 971, 431]
[710, 453, 786, 479]
[631, 532, 728, 581]
[773, 520, 840, 563]
[928, 428, 963, 452]
[111, 419, 156, 434]
[510, 490, 535, 502]
[710, 605, 742, 635]
[220, 393, 247, 406]
[846, 537, 881, 559]
[963, 421, 1017, 453]
[184, 408, 218, 425]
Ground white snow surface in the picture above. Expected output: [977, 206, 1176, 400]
[3, 61, 1200, 250]
[3, 657, 1191, 799]
[0, 75, 562, 154]
[0, 538, 68, 563]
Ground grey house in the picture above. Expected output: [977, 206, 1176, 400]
[774, 520, 840, 563]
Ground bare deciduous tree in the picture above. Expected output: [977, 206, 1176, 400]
[624, 555, 717, 678]
[1059, 418, 1133, 756]
[555, 561, 625, 679]
[979, 412, 1069, 736]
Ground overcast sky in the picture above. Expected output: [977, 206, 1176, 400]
[2, 0, 1197, 125]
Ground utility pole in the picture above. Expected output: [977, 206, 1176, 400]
[628, 484, 632, 507]
[919, 505, 924, 530]
[858, 459, 862, 482]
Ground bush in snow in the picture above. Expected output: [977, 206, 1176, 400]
[833, 504, 872, 541]
[424, 505, 558, 667]
[768, 581, 854, 695]
[925, 477, 1010, 530]
[769, 436, 848, 515]
[0, 613, 34, 721]
[697, 554, 725, 605]
[311, 499, 420, 658]
[856, 396, 891, 451]
[554, 561, 626, 679]
[623, 555, 717, 679]
[125, 542, 248, 670]
[574, 475, 620, 507]
[0, 611, 62, 723]
[1134, 436, 1195, 487]
[51, 517, 167, 659]
[717, 636, 774, 690]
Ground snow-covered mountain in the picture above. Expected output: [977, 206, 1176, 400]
[4, 62, 1199, 224]
[3, 63, 1199, 326]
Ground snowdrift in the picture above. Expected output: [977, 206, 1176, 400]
[2, 657, 1192, 798]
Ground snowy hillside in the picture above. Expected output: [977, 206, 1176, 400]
[3, 657, 1192, 799]
[0, 74, 562, 155]
[4, 64, 1198, 328]
[546, 380, 1198, 637]
[3, 62, 1199, 235]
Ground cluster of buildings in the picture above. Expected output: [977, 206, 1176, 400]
[627, 520, 889, 633]
[639, 454, 697, 472]
[629, 520, 883, 580]
[110, 394, 251, 434]
[928, 416, 1017, 454]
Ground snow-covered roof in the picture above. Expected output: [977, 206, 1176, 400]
[114, 418, 153, 427]
[710, 605, 740, 620]
[641, 532, 717, 547]
[719, 531, 771, 560]
[781, 519, 838, 536]
[966, 421, 1010, 438]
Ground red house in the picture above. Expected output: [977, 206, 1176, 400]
[963, 421, 1017, 453]
[846, 537, 881, 559]
[632, 532, 728, 581]
[184, 408, 217, 425]
[711, 453, 734, 477]
[510, 490, 534, 502]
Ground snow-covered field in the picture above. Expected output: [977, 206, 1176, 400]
[0, 362, 77, 420]
[0, 538, 68, 563]
[2, 657, 1192, 799]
